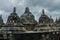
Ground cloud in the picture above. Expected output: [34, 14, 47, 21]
[0, 0, 60, 23]
[0, 10, 10, 23]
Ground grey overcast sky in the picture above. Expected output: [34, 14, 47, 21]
[0, 0, 60, 23]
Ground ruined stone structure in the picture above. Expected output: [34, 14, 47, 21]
[0, 15, 3, 24]
[0, 15, 4, 27]
[20, 7, 37, 31]
[6, 7, 21, 26]
[39, 9, 53, 24]
[0, 7, 60, 40]
[0, 7, 60, 31]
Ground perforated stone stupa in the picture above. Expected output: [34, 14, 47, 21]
[20, 7, 37, 25]
[6, 7, 23, 26]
